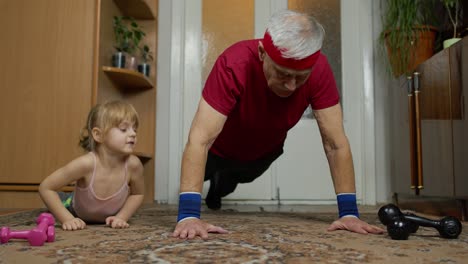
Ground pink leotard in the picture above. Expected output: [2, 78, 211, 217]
[72, 153, 129, 223]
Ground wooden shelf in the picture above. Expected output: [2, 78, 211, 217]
[134, 151, 153, 159]
[134, 151, 153, 163]
[102, 66, 154, 90]
[113, 0, 155, 20]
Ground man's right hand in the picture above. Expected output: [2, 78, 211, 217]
[172, 218, 228, 239]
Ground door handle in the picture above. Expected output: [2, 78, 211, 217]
[413, 71, 424, 190]
[406, 76, 417, 190]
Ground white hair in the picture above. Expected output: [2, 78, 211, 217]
[266, 10, 325, 59]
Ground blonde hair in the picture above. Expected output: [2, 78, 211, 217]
[79, 101, 140, 151]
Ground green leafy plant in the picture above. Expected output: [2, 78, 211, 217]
[128, 17, 146, 55]
[379, 0, 438, 77]
[113, 16, 146, 55]
[441, 0, 461, 38]
[113, 16, 132, 53]
[140, 44, 154, 63]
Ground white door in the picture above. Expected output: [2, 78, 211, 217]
[226, 0, 376, 205]
[273, 0, 375, 205]
[157, 0, 376, 205]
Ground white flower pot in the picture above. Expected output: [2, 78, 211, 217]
[443, 38, 462, 49]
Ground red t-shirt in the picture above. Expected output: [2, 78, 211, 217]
[203, 39, 340, 162]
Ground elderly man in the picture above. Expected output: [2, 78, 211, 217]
[173, 10, 384, 239]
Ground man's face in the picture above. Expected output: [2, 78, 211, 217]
[259, 43, 312, 98]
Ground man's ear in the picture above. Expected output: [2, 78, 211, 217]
[258, 41, 266, 61]
[92, 127, 103, 143]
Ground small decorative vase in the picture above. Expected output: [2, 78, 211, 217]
[112, 52, 126, 68]
[126, 56, 137, 70]
[443, 38, 461, 49]
[138, 63, 151, 77]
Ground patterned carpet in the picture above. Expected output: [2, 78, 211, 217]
[0, 205, 467, 263]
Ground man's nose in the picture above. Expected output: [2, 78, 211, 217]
[284, 78, 296, 91]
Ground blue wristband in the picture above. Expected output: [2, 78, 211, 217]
[177, 192, 202, 222]
[337, 193, 359, 218]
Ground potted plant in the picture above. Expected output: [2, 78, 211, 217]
[380, 0, 439, 77]
[126, 17, 146, 70]
[112, 16, 130, 68]
[137, 44, 153, 77]
[112, 16, 146, 69]
[441, 0, 462, 48]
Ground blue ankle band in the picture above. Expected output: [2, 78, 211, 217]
[177, 192, 202, 222]
[337, 193, 359, 218]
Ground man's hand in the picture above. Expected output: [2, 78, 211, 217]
[327, 216, 385, 234]
[173, 218, 228, 239]
[106, 216, 130, 229]
[62, 217, 86, 231]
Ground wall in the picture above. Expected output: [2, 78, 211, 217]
[0, 0, 95, 207]
[371, 1, 394, 204]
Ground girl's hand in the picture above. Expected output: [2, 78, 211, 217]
[62, 217, 86, 231]
[106, 216, 129, 229]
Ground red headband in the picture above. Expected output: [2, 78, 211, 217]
[263, 31, 320, 70]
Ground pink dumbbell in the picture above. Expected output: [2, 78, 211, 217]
[0, 212, 56, 246]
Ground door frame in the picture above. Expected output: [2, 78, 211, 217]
[155, 0, 376, 205]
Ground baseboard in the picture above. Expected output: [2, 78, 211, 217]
[393, 193, 467, 221]
[0, 191, 45, 209]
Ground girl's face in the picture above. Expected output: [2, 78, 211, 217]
[103, 120, 138, 155]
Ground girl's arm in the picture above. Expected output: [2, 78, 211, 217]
[38, 154, 93, 225]
[113, 155, 145, 222]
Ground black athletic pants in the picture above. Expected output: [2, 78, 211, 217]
[204, 149, 283, 197]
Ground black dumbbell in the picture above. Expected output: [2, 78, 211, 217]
[378, 204, 419, 234]
[379, 204, 463, 240]
[385, 217, 413, 240]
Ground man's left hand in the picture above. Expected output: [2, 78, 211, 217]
[327, 216, 385, 234]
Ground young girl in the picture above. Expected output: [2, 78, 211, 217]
[39, 100, 145, 231]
